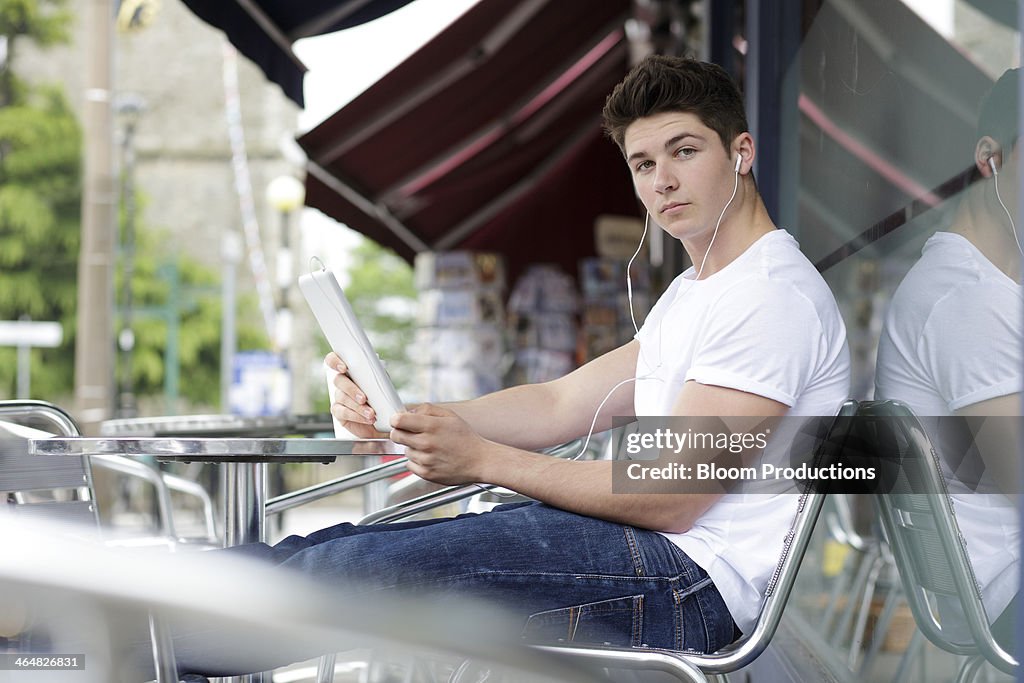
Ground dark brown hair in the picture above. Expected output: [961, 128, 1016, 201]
[602, 55, 748, 154]
[977, 68, 1019, 153]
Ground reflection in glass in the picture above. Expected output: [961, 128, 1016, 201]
[785, 0, 1020, 676]
[874, 67, 1020, 651]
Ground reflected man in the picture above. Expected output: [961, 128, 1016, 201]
[875, 68, 1021, 649]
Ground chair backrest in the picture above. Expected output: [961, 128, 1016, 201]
[0, 400, 98, 528]
[682, 399, 860, 674]
[859, 399, 1016, 675]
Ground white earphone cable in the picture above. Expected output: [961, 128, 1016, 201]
[991, 163, 1024, 258]
[573, 157, 742, 461]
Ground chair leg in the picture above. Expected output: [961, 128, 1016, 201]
[954, 654, 987, 683]
[847, 553, 886, 668]
[858, 581, 902, 678]
[148, 612, 180, 683]
[316, 653, 337, 683]
[830, 546, 879, 649]
[448, 659, 491, 683]
[892, 628, 924, 683]
[819, 547, 856, 637]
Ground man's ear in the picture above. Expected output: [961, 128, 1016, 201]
[733, 132, 756, 175]
[976, 136, 1001, 177]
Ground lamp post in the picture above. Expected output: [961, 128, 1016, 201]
[116, 93, 146, 418]
[265, 175, 305, 413]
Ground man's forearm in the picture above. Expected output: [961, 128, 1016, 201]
[443, 382, 584, 451]
[477, 444, 720, 533]
[439, 341, 640, 452]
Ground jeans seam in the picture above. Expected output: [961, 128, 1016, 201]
[673, 588, 684, 650]
[697, 583, 712, 650]
[672, 575, 712, 651]
[364, 570, 670, 594]
[632, 595, 644, 646]
[447, 569, 659, 581]
[622, 526, 645, 577]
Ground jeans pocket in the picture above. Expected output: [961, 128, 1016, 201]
[522, 595, 644, 647]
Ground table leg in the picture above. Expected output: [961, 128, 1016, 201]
[223, 461, 266, 547]
[223, 461, 268, 683]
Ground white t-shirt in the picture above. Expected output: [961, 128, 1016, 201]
[875, 231, 1022, 623]
[634, 229, 851, 633]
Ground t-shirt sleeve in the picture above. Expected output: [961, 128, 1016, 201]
[685, 279, 825, 406]
[921, 281, 1023, 411]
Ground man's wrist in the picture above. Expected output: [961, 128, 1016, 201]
[473, 441, 517, 487]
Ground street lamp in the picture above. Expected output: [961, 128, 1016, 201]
[266, 175, 305, 347]
[266, 175, 305, 414]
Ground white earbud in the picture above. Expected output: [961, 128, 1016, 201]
[734, 154, 742, 173]
[989, 156, 999, 176]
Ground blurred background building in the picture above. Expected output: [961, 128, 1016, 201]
[15, 0, 316, 417]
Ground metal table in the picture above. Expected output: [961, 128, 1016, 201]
[98, 413, 394, 517]
[29, 436, 403, 547]
[29, 436, 405, 683]
[98, 413, 336, 438]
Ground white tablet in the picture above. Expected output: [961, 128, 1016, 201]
[298, 267, 405, 432]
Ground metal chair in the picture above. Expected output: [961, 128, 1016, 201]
[327, 403, 857, 683]
[0, 400, 199, 680]
[0, 400, 217, 545]
[858, 399, 1018, 683]
[1, 400, 98, 528]
[817, 492, 905, 675]
[519, 400, 860, 683]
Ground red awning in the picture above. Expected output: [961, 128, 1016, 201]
[299, 0, 999, 282]
[298, 0, 640, 283]
[180, 0, 420, 106]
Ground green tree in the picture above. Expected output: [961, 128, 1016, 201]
[0, 0, 269, 408]
[115, 223, 268, 412]
[0, 0, 71, 107]
[0, 0, 79, 400]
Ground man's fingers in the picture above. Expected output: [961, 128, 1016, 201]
[325, 352, 345, 372]
[339, 396, 376, 422]
[404, 458, 431, 480]
[331, 402, 376, 426]
[394, 404, 452, 431]
[390, 411, 439, 433]
[390, 428, 430, 452]
[410, 402, 449, 417]
[332, 371, 367, 403]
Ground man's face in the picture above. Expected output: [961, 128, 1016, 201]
[623, 111, 736, 243]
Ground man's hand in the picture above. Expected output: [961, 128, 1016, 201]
[325, 352, 391, 439]
[389, 403, 491, 485]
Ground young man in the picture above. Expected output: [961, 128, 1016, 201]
[321, 54, 849, 647]
[185, 55, 849, 676]
[874, 68, 1020, 649]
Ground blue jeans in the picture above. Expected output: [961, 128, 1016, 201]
[163, 502, 739, 678]
[232, 501, 738, 651]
